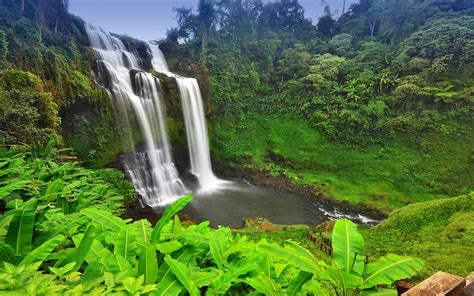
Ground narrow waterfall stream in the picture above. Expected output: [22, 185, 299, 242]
[85, 25, 186, 206]
[176, 78, 222, 192]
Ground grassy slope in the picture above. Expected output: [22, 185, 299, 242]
[361, 193, 474, 279]
[210, 115, 473, 212]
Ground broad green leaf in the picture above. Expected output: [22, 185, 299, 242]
[261, 255, 273, 278]
[362, 254, 424, 289]
[156, 241, 183, 254]
[332, 219, 366, 275]
[245, 274, 280, 295]
[42, 179, 65, 201]
[35, 213, 89, 246]
[6, 198, 37, 255]
[274, 263, 287, 278]
[138, 245, 158, 285]
[0, 212, 14, 236]
[175, 231, 210, 243]
[327, 267, 363, 290]
[155, 249, 192, 294]
[208, 228, 229, 268]
[134, 220, 151, 248]
[154, 276, 184, 296]
[114, 224, 138, 262]
[207, 262, 257, 294]
[5, 199, 23, 210]
[72, 224, 96, 270]
[81, 208, 126, 232]
[81, 261, 104, 285]
[150, 195, 193, 243]
[287, 271, 313, 296]
[164, 255, 200, 296]
[19, 234, 64, 266]
[0, 180, 30, 200]
[258, 241, 320, 274]
[172, 215, 182, 235]
[84, 240, 113, 267]
[105, 253, 134, 275]
[0, 242, 15, 263]
[192, 269, 221, 287]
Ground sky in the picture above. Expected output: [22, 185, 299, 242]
[69, 0, 358, 42]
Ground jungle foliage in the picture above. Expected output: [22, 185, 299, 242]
[162, 0, 474, 211]
[0, 1, 128, 166]
[164, 0, 473, 143]
[0, 144, 424, 295]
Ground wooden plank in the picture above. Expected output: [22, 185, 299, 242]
[402, 271, 465, 296]
[461, 272, 474, 296]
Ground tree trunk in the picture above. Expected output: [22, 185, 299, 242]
[369, 20, 377, 37]
[199, 23, 209, 67]
[342, 0, 346, 14]
[19, 0, 25, 16]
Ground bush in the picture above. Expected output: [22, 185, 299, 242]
[0, 70, 60, 145]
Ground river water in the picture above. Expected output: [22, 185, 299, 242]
[177, 179, 379, 228]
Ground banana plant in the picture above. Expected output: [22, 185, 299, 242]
[0, 199, 65, 271]
[330, 219, 424, 295]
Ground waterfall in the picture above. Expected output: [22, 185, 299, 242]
[147, 45, 223, 192]
[85, 24, 187, 206]
[148, 42, 170, 73]
[176, 78, 221, 191]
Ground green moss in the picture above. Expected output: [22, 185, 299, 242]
[211, 114, 473, 212]
[62, 100, 124, 167]
[376, 194, 474, 232]
[361, 193, 474, 280]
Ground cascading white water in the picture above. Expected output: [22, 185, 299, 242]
[176, 78, 221, 191]
[147, 45, 223, 192]
[85, 24, 186, 206]
[148, 42, 170, 73]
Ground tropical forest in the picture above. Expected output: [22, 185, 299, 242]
[0, 0, 473, 295]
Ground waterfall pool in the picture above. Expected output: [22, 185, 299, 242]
[167, 179, 380, 228]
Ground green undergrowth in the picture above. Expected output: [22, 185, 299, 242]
[361, 193, 474, 280]
[0, 141, 134, 214]
[211, 114, 473, 212]
[238, 226, 331, 263]
[0, 144, 426, 295]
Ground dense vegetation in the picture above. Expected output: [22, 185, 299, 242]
[362, 193, 474, 280]
[0, 0, 473, 294]
[0, 145, 424, 295]
[0, 0, 130, 166]
[163, 0, 474, 212]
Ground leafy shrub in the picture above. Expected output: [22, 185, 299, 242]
[0, 195, 423, 295]
[0, 70, 60, 145]
[0, 142, 131, 213]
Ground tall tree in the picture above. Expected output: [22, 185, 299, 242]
[317, 6, 335, 37]
[198, 0, 216, 67]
